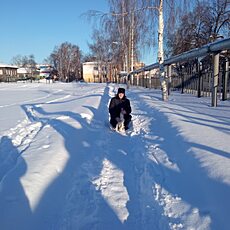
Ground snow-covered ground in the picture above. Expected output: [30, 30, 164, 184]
[0, 82, 229, 230]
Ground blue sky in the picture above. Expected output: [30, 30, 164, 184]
[0, 0, 108, 64]
[0, 0, 155, 65]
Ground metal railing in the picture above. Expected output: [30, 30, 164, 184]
[129, 38, 230, 107]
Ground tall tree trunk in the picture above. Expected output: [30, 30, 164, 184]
[158, 0, 168, 101]
[130, 10, 135, 73]
[121, 0, 127, 72]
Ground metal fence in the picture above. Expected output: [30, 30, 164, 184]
[129, 38, 230, 107]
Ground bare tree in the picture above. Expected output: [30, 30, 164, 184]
[11, 54, 37, 80]
[49, 42, 82, 82]
[87, 0, 171, 99]
[136, 0, 228, 100]
[85, 0, 144, 74]
[167, 0, 230, 56]
[82, 54, 98, 63]
[137, 0, 169, 100]
[11, 55, 24, 67]
[87, 0, 226, 101]
[88, 29, 112, 62]
[11, 54, 36, 68]
[207, 0, 230, 41]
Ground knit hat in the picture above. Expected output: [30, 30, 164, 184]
[117, 87, 125, 94]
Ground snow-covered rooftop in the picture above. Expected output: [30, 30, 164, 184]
[0, 63, 18, 68]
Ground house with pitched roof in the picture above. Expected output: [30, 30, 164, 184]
[0, 64, 18, 82]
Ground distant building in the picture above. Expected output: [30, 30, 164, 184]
[82, 61, 145, 83]
[0, 64, 18, 82]
[82, 62, 108, 83]
[134, 62, 145, 70]
[17, 67, 31, 80]
[37, 64, 53, 78]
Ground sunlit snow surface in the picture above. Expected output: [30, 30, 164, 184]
[0, 81, 229, 230]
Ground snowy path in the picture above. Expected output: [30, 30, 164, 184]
[0, 82, 229, 230]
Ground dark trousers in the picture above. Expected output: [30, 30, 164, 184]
[110, 114, 132, 128]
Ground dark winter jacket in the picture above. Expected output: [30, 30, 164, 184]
[109, 95, 131, 118]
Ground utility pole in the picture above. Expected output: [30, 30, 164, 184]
[222, 57, 229, 101]
[212, 52, 219, 107]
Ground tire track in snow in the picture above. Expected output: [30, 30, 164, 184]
[127, 89, 169, 230]
[130, 91, 189, 229]
[130, 90, 212, 230]
[0, 90, 70, 184]
[83, 84, 165, 229]
[52, 85, 117, 230]
[0, 89, 63, 108]
[0, 117, 42, 182]
[93, 85, 133, 227]
[55, 84, 146, 229]
[90, 84, 131, 224]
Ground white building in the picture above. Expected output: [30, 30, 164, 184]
[37, 64, 53, 78]
[17, 67, 31, 79]
[82, 62, 107, 83]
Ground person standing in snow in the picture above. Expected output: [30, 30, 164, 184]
[109, 87, 132, 130]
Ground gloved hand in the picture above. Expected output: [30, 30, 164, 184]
[116, 117, 121, 122]
[121, 108, 126, 115]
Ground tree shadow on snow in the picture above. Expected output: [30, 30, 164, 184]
[20, 85, 130, 229]
[0, 136, 32, 230]
[135, 91, 230, 230]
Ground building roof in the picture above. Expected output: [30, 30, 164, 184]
[17, 67, 30, 74]
[83, 62, 99, 66]
[0, 64, 18, 69]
